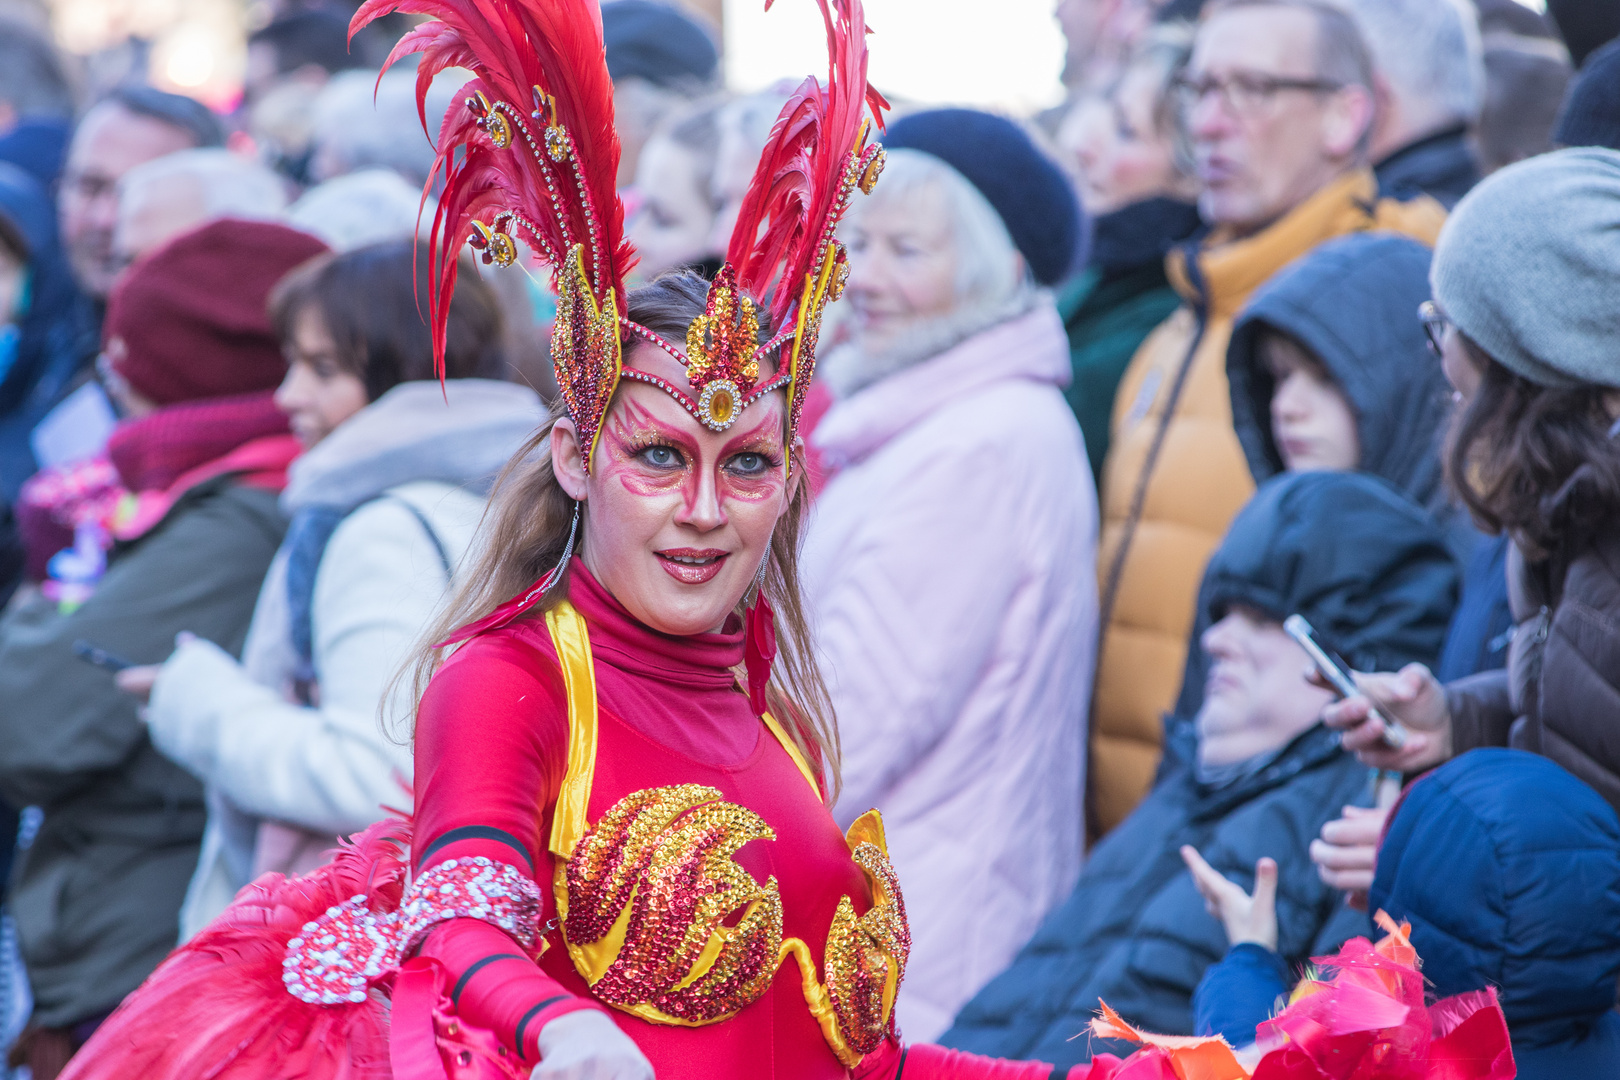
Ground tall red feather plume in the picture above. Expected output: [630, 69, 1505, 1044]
[728, 0, 889, 327]
[349, 0, 634, 375]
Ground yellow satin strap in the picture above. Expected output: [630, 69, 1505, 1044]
[761, 711, 821, 803]
[546, 601, 599, 859]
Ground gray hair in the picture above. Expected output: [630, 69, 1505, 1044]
[120, 149, 288, 220]
[1205, 0, 1376, 93]
[1348, 0, 1484, 127]
[286, 168, 433, 251]
[310, 68, 461, 187]
[821, 148, 1040, 396]
[866, 148, 1032, 315]
[1203, 0, 1378, 156]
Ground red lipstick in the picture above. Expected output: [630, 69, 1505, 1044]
[655, 547, 729, 585]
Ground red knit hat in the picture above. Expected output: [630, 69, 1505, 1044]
[104, 219, 329, 406]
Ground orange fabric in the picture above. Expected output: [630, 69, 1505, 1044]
[1090, 1001, 1248, 1080]
[1090, 170, 1446, 836]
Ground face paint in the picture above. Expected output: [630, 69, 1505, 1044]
[574, 345, 795, 637]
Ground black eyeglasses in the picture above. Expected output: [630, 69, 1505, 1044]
[1418, 301, 1452, 357]
[1172, 71, 1344, 118]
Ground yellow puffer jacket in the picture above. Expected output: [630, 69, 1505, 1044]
[1088, 169, 1446, 837]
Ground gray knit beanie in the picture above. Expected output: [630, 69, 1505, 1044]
[1431, 147, 1620, 389]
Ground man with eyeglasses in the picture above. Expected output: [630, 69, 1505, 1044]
[57, 88, 223, 310]
[1087, 0, 1448, 845]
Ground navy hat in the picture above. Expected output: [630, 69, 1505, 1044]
[880, 108, 1085, 286]
[601, 0, 718, 88]
[1555, 37, 1620, 151]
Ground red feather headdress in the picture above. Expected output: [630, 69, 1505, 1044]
[350, 0, 887, 467]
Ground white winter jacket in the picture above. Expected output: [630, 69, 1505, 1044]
[147, 380, 544, 936]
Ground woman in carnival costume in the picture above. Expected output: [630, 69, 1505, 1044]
[55, 1, 1516, 1078]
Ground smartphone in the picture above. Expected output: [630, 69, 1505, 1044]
[72, 639, 136, 674]
[1282, 615, 1409, 750]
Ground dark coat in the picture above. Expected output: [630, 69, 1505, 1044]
[941, 473, 1460, 1065]
[942, 726, 1375, 1064]
[1373, 749, 1620, 1079]
[1449, 532, 1620, 814]
[1373, 126, 1481, 208]
[0, 475, 284, 1027]
[0, 162, 92, 503]
[0, 163, 92, 604]
[1059, 197, 1201, 481]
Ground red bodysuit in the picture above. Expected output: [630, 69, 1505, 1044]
[413, 566, 908, 1078]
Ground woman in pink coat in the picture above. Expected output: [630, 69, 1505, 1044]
[802, 111, 1100, 1041]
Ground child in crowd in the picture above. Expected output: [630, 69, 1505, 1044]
[115, 240, 544, 935]
[1225, 232, 1453, 515]
[1176, 230, 1501, 733]
[1187, 749, 1620, 1080]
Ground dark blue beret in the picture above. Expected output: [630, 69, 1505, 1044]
[601, 0, 718, 88]
[1556, 37, 1620, 152]
[880, 108, 1086, 286]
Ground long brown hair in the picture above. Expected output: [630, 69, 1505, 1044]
[1445, 335, 1620, 564]
[401, 271, 840, 792]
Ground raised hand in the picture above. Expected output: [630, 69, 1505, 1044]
[1180, 846, 1278, 952]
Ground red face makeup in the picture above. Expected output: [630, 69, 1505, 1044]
[565, 343, 795, 637]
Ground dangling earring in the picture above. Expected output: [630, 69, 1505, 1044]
[745, 552, 777, 716]
[541, 500, 582, 596]
[556, 500, 581, 578]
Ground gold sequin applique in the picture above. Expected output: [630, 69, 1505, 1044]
[556, 784, 784, 1025]
[784, 810, 912, 1066]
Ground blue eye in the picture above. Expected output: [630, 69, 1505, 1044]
[728, 452, 769, 475]
[640, 445, 682, 468]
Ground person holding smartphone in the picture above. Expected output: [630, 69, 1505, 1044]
[1322, 150, 1620, 826]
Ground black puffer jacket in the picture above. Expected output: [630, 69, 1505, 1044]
[940, 473, 1459, 1064]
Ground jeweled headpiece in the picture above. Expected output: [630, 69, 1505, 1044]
[352, 0, 888, 470]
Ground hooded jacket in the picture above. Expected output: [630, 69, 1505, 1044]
[0, 163, 89, 503]
[1090, 170, 1446, 837]
[1226, 233, 1452, 515]
[146, 379, 544, 935]
[1373, 749, 1620, 1079]
[942, 472, 1458, 1064]
[802, 302, 1098, 1041]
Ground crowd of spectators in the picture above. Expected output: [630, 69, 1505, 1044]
[0, 0, 1618, 1076]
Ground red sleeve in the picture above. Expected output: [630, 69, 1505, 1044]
[411, 625, 606, 1062]
[855, 1039, 1120, 1080]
